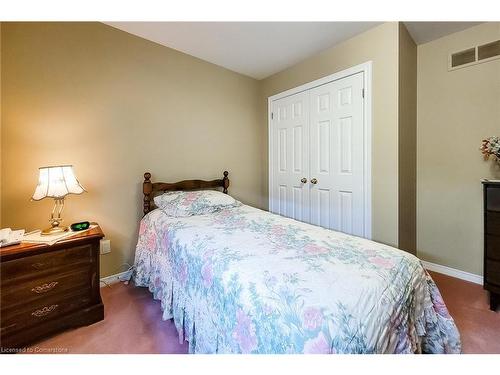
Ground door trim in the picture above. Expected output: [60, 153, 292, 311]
[268, 61, 372, 239]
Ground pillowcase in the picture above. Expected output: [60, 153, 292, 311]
[154, 190, 239, 217]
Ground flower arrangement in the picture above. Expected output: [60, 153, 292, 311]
[480, 136, 500, 163]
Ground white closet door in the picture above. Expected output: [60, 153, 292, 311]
[309, 72, 365, 236]
[270, 91, 310, 222]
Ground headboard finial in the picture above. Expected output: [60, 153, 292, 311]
[143, 172, 153, 215]
[223, 171, 229, 194]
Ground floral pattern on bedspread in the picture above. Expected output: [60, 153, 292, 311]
[133, 205, 461, 354]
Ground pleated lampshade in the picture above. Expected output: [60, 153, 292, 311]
[32, 165, 85, 201]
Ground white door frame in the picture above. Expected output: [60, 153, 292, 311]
[268, 61, 372, 239]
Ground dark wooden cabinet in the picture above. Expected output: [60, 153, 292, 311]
[483, 181, 500, 311]
[0, 226, 105, 351]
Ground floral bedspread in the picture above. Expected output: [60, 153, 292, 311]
[133, 204, 461, 354]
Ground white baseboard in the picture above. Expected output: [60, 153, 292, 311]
[100, 270, 132, 286]
[421, 260, 483, 285]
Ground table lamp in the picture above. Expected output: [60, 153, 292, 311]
[31, 165, 86, 235]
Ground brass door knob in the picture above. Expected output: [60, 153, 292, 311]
[301, 178, 307, 183]
[310, 178, 318, 184]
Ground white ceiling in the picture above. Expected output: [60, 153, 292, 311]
[404, 22, 483, 45]
[105, 22, 381, 79]
[105, 22, 483, 80]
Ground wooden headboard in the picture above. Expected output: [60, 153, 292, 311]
[142, 171, 230, 215]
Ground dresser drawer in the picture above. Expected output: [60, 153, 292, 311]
[486, 259, 500, 286]
[486, 212, 500, 235]
[1, 244, 93, 284]
[0, 288, 91, 336]
[486, 186, 500, 212]
[486, 235, 500, 261]
[1, 268, 90, 308]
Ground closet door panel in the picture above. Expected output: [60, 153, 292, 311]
[309, 72, 365, 236]
[270, 92, 310, 223]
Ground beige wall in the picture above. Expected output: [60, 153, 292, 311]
[398, 23, 417, 254]
[260, 22, 400, 247]
[1, 22, 262, 277]
[417, 22, 500, 275]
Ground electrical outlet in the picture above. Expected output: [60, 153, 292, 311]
[100, 239, 111, 255]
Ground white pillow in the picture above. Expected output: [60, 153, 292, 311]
[154, 190, 239, 217]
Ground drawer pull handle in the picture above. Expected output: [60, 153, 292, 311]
[31, 304, 58, 317]
[31, 281, 59, 294]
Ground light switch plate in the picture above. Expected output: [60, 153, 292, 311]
[100, 239, 111, 255]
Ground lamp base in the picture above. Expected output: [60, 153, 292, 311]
[41, 225, 69, 236]
[41, 198, 69, 236]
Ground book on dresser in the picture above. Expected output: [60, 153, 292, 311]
[0, 225, 105, 351]
[482, 180, 500, 312]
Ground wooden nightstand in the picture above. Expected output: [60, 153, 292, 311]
[0, 226, 105, 350]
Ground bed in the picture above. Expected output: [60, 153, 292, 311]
[133, 171, 461, 354]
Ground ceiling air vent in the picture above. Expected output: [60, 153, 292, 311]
[449, 39, 500, 71]
[451, 48, 476, 68]
[478, 40, 500, 61]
